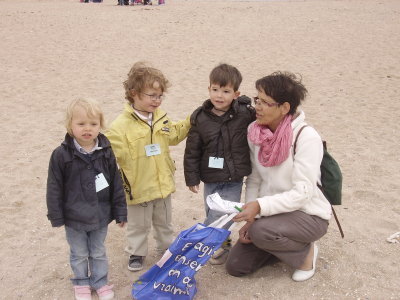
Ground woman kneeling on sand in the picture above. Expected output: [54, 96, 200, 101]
[226, 71, 331, 282]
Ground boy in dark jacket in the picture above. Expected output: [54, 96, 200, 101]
[46, 98, 127, 300]
[184, 63, 255, 265]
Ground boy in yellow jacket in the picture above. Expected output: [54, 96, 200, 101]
[106, 62, 190, 271]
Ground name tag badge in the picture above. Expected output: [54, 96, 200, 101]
[145, 143, 161, 156]
[208, 157, 224, 169]
[95, 173, 109, 192]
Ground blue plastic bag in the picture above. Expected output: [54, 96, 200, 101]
[132, 223, 230, 300]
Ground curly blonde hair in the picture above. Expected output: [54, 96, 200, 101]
[124, 61, 171, 103]
[65, 98, 105, 136]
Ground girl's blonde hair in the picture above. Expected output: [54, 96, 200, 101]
[65, 98, 105, 136]
[123, 61, 171, 103]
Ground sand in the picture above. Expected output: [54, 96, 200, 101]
[0, 0, 399, 299]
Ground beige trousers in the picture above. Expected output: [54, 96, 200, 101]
[125, 195, 173, 257]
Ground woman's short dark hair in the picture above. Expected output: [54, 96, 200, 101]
[255, 71, 308, 115]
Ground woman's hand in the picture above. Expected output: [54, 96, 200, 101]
[238, 221, 253, 244]
[233, 201, 261, 223]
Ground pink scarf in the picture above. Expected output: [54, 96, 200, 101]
[248, 115, 293, 167]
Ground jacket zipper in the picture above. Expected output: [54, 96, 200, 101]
[131, 112, 167, 144]
[119, 168, 133, 200]
[123, 112, 167, 200]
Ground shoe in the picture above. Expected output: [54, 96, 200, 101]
[209, 238, 231, 265]
[128, 255, 144, 271]
[73, 285, 92, 300]
[96, 284, 114, 300]
[209, 248, 230, 265]
[292, 243, 319, 282]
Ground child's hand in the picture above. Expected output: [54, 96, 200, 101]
[117, 222, 126, 228]
[188, 185, 199, 193]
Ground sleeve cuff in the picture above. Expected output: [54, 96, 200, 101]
[116, 217, 128, 223]
[50, 218, 64, 227]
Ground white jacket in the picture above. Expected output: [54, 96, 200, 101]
[245, 111, 332, 220]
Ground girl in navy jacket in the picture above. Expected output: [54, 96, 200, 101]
[46, 98, 127, 300]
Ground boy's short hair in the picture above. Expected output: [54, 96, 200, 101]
[124, 61, 171, 103]
[65, 98, 105, 136]
[209, 63, 242, 91]
[255, 71, 308, 115]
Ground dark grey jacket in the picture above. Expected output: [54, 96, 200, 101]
[184, 96, 256, 186]
[46, 133, 127, 231]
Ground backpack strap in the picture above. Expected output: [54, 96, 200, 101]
[293, 125, 308, 156]
[293, 124, 344, 238]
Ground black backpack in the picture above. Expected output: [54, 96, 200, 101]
[294, 125, 344, 238]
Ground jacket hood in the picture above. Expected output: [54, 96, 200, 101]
[191, 95, 253, 125]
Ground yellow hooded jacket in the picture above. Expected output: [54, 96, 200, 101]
[106, 103, 190, 205]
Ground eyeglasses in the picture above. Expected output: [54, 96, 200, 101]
[142, 93, 165, 101]
[253, 97, 280, 107]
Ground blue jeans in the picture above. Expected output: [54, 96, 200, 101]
[203, 181, 243, 229]
[65, 226, 108, 290]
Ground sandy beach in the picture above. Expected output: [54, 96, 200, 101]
[0, 0, 399, 299]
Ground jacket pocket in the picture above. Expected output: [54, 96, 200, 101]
[158, 126, 171, 136]
[126, 132, 146, 159]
